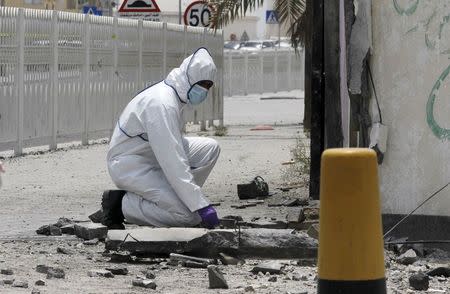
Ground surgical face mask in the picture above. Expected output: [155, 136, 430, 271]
[188, 84, 209, 105]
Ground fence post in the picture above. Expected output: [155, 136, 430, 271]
[111, 16, 118, 133]
[260, 51, 264, 94]
[81, 13, 90, 145]
[15, 8, 25, 156]
[137, 19, 143, 89]
[162, 22, 167, 77]
[49, 10, 59, 150]
[274, 47, 278, 93]
[244, 50, 249, 95]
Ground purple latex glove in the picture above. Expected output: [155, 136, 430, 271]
[197, 205, 219, 229]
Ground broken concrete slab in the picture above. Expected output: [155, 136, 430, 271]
[106, 228, 317, 258]
[36, 225, 62, 236]
[105, 266, 128, 275]
[207, 265, 228, 289]
[288, 219, 318, 231]
[244, 220, 288, 229]
[306, 224, 319, 240]
[251, 261, 284, 274]
[61, 224, 75, 235]
[132, 279, 156, 289]
[89, 210, 104, 223]
[74, 222, 107, 240]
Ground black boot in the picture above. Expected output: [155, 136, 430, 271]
[101, 190, 126, 230]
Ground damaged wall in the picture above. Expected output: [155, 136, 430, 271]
[371, 0, 450, 216]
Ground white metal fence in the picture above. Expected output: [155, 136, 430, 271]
[223, 49, 304, 97]
[0, 8, 304, 156]
[0, 7, 224, 155]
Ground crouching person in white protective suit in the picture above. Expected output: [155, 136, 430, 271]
[102, 48, 220, 230]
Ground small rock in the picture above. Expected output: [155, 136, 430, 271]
[61, 224, 75, 235]
[268, 276, 277, 282]
[35, 280, 45, 286]
[411, 244, 425, 257]
[1, 279, 14, 285]
[83, 238, 99, 246]
[49, 225, 62, 236]
[297, 259, 316, 267]
[182, 261, 207, 268]
[409, 272, 429, 291]
[88, 270, 114, 278]
[427, 266, 450, 277]
[105, 266, 128, 275]
[74, 222, 107, 240]
[36, 265, 50, 274]
[12, 281, 28, 288]
[36, 225, 51, 235]
[31, 288, 41, 294]
[244, 285, 255, 292]
[132, 279, 157, 289]
[1, 268, 13, 275]
[47, 268, 65, 279]
[397, 249, 418, 265]
[56, 247, 73, 255]
[207, 265, 228, 289]
[251, 261, 283, 275]
[89, 209, 104, 223]
[55, 217, 73, 227]
[218, 253, 244, 265]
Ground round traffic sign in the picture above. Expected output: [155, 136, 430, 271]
[184, 1, 213, 27]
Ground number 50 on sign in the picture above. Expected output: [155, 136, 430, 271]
[184, 1, 213, 27]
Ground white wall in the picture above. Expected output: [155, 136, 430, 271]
[371, 0, 450, 216]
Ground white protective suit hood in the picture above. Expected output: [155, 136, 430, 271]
[164, 47, 217, 104]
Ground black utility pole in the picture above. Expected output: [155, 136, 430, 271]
[307, 0, 343, 200]
[307, 0, 325, 200]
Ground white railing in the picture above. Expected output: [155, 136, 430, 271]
[223, 48, 304, 97]
[0, 7, 224, 155]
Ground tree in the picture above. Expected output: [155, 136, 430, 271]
[208, 0, 307, 49]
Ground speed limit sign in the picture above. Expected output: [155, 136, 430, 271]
[184, 1, 213, 27]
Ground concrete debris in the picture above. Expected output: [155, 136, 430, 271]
[427, 267, 450, 277]
[132, 279, 157, 289]
[12, 281, 28, 288]
[31, 289, 40, 294]
[109, 252, 133, 263]
[1, 268, 13, 275]
[141, 269, 155, 279]
[36, 225, 62, 236]
[286, 209, 306, 228]
[207, 265, 229, 289]
[304, 208, 319, 220]
[251, 261, 284, 275]
[222, 215, 244, 222]
[409, 272, 429, 291]
[231, 203, 258, 209]
[88, 269, 114, 278]
[306, 224, 319, 240]
[35, 280, 45, 286]
[411, 243, 425, 257]
[61, 224, 75, 235]
[88, 209, 104, 223]
[268, 198, 302, 207]
[46, 268, 65, 279]
[397, 249, 418, 265]
[56, 247, 73, 255]
[74, 222, 107, 240]
[83, 238, 99, 245]
[268, 276, 277, 282]
[218, 253, 244, 265]
[106, 228, 317, 258]
[288, 220, 319, 231]
[105, 266, 128, 275]
[55, 217, 73, 227]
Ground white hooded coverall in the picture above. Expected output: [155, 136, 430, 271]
[107, 48, 219, 227]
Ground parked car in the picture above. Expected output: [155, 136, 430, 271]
[274, 40, 292, 48]
[224, 41, 241, 50]
[239, 40, 276, 51]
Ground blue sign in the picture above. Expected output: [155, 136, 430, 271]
[83, 5, 102, 15]
[266, 10, 278, 24]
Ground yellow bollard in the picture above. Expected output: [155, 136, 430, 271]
[318, 148, 386, 294]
